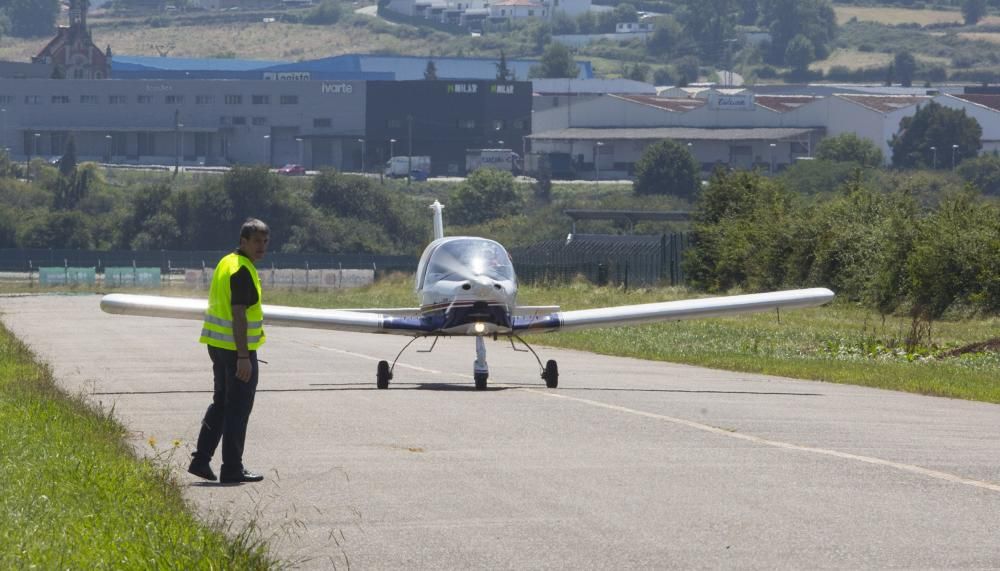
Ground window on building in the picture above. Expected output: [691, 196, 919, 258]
[313, 118, 332, 128]
[224, 95, 243, 105]
[24, 95, 41, 105]
[137, 95, 154, 104]
[109, 95, 127, 104]
[458, 119, 477, 129]
[232, 116, 247, 125]
[513, 118, 528, 130]
[0, 95, 13, 105]
[51, 95, 70, 104]
[386, 118, 402, 129]
[280, 95, 298, 104]
[492, 119, 505, 130]
[166, 95, 185, 104]
[80, 95, 99, 104]
[252, 95, 270, 104]
[73, 69, 84, 79]
[252, 117, 267, 126]
[196, 95, 215, 104]
[791, 141, 810, 155]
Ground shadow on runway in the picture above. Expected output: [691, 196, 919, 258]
[92, 384, 822, 396]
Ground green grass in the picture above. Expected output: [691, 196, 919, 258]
[0, 321, 278, 568]
[264, 275, 1000, 403]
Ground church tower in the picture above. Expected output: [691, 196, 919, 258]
[33, 0, 109, 79]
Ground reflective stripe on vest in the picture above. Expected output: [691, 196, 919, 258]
[199, 252, 266, 351]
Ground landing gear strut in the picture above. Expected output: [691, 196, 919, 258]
[511, 334, 559, 389]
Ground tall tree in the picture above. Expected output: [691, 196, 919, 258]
[784, 34, 816, 72]
[962, 0, 987, 25]
[681, 0, 738, 63]
[424, 60, 438, 80]
[815, 133, 884, 167]
[2, 0, 60, 37]
[890, 101, 983, 169]
[759, 0, 837, 65]
[530, 43, 578, 78]
[496, 50, 512, 81]
[894, 51, 917, 88]
[633, 140, 700, 198]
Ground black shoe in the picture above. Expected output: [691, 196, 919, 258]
[187, 459, 217, 481]
[220, 469, 264, 484]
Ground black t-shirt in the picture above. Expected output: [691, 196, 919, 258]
[230, 251, 259, 307]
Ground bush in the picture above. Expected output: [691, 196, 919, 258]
[450, 169, 523, 225]
[305, 0, 343, 25]
[956, 153, 1000, 196]
[633, 140, 699, 198]
[815, 133, 885, 168]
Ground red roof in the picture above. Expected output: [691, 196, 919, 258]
[837, 94, 931, 113]
[614, 94, 705, 112]
[951, 93, 1000, 112]
[755, 95, 822, 113]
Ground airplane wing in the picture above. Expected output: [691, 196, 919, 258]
[511, 288, 835, 333]
[100, 294, 430, 335]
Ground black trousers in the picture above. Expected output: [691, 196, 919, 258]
[193, 345, 258, 478]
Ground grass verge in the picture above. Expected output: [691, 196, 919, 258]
[267, 275, 1000, 404]
[0, 320, 277, 568]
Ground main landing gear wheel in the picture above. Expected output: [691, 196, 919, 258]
[542, 360, 559, 388]
[474, 372, 488, 391]
[377, 360, 392, 390]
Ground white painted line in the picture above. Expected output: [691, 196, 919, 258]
[525, 389, 1000, 494]
[301, 339, 1000, 493]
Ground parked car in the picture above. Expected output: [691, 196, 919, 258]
[277, 164, 306, 176]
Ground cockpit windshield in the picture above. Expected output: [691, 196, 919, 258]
[426, 239, 515, 282]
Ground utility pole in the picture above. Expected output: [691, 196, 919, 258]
[173, 109, 180, 175]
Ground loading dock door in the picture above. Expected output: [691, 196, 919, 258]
[270, 128, 300, 166]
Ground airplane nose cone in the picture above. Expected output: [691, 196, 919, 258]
[472, 277, 499, 298]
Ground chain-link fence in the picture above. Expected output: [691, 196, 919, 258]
[511, 233, 689, 288]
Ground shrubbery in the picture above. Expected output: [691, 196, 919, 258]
[685, 169, 1000, 316]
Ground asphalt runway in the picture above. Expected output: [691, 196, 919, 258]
[3, 294, 1000, 569]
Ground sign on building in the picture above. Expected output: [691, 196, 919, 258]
[263, 72, 312, 81]
[709, 92, 755, 110]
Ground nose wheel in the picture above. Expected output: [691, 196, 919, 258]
[542, 359, 558, 388]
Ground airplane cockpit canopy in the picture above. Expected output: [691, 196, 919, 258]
[424, 238, 515, 284]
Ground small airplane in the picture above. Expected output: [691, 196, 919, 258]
[101, 201, 835, 390]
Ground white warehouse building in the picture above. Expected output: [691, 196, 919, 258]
[528, 89, 1000, 176]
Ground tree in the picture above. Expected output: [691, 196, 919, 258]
[424, 60, 438, 80]
[647, 16, 682, 56]
[633, 140, 700, 198]
[894, 51, 917, 88]
[451, 169, 523, 225]
[2, 0, 59, 37]
[59, 136, 77, 178]
[530, 43, 578, 78]
[304, 0, 342, 24]
[815, 133, 884, 168]
[962, 0, 987, 25]
[956, 153, 1000, 195]
[760, 0, 837, 65]
[784, 34, 816, 72]
[613, 3, 638, 24]
[496, 50, 512, 81]
[674, 55, 700, 86]
[653, 67, 675, 86]
[890, 101, 983, 169]
[681, 0, 738, 62]
[623, 63, 650, 82]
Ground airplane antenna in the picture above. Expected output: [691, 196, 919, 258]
[430, 200, 445, 240]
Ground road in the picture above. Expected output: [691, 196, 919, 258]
[2, 294, 1000, 569]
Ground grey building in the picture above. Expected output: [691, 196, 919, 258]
[0, 79, 366, 169]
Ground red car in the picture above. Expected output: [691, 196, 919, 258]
[277, 164, 306, 176]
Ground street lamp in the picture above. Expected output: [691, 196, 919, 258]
[357, 138, 366, 174]
[389, 138, 396, 160]
[930, 146, 937, 169]
[263, 134, 271, 166]
[1, 108, 6, 157]
[105, 134, 112, 163]
[769, 143, 777, 174]
[952, 144, 959, 170]
[295, 137, 304, 166]
[594, 141, 604, 185]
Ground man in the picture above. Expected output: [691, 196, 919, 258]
[188, 218, 269, 484]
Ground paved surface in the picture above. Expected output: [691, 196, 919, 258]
[3, 294, 1000, 569]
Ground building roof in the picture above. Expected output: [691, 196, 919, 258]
[528, 127, 820, 141]
[113, 55, 285, 72]
[950, 93, 1000, 112]
[754, 95, 822, 113]
[492, 0, 543, 5]
[837, 94, 932, 113]
[614, 94, 705, 112]
[532, 78, 655, 95]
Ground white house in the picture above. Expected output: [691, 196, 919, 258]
[489, 0, 547, 19]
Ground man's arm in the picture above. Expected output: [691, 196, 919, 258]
[232, 304, 251, 382]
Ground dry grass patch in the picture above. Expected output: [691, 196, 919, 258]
[957, 32, 1000, 44]
[810, 49, 892, 72]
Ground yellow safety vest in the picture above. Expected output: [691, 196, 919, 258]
[199, 252, 266, 351]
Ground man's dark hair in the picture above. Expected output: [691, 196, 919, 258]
[240, 218, 270, 240]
